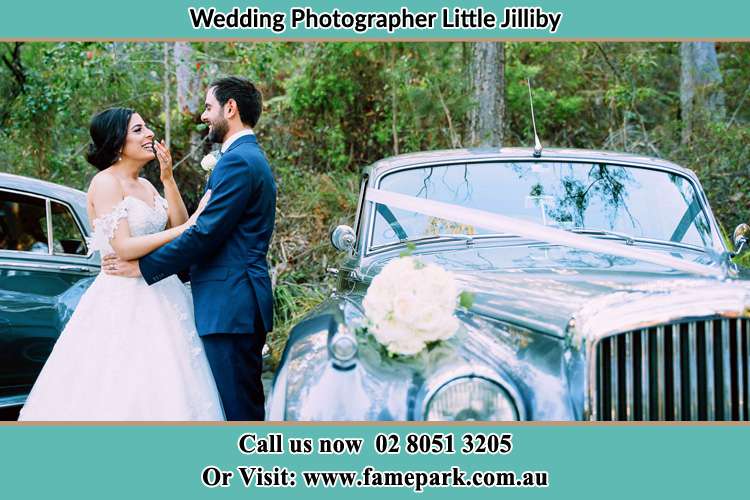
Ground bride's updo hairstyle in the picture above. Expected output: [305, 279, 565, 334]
[86, 107, 134, 171]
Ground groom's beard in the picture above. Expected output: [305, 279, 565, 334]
[208, 118, 229, 144]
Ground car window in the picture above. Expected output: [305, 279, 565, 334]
[51, 201, 87, 255]
[0, 190, 49, 253]
[371, 161, 718, 250]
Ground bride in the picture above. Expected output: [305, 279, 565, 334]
[18, 107, 224, 421]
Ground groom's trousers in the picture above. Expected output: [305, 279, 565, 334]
[201, 326, 267, 421]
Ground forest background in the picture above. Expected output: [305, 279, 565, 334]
[1, 41, 746, 364]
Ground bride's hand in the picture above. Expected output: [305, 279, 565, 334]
[153, 140, 174, 183]
[184, 190, 211, 229]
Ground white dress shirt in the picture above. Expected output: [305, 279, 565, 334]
[220, 129, 255, 154]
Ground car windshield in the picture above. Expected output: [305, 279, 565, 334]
[370, 161, 718, 251]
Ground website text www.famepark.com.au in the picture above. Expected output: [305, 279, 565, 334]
[227, 465, 549, 493]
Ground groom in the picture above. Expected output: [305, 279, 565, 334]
[104, 76, 276, 421]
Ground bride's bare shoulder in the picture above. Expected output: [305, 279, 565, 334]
[88, 171, 121, 196]
[87, 171, 124, 214]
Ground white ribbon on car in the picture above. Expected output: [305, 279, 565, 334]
[366, 188, 722, 279]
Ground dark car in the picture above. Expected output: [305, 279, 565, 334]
[0, 173, 99, 416]
[267, 148, 750, 421]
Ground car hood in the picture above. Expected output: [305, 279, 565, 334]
[359, 243, 750, 340]
[273, 244, 750, 421]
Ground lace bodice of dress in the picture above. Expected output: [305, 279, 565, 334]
[88, 194, 169, 254]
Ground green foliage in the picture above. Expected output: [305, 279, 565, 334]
[273, 43, 471, 171]
[459, 291, 475, 309]
[399, 242, 417, 257]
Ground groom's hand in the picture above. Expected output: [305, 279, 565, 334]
[102, 254, 141, 277]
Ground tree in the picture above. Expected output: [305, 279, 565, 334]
[468, 42, 504, 147]
[0, 42, 26, 127]
[680, 42, 726, 144]
[173, 42, 205, 164]
[162, 43, 172, 148]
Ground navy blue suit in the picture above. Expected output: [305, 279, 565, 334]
[139, 134, 276, 421]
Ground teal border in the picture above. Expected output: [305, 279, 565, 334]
[2, 1, 748, 498]
[2, 1, 749, 40]
[2, 424, 748, 498]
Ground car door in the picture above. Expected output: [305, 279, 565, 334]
[0, 188, 98, 404]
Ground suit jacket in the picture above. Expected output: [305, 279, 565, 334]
[139, 135, 276, 336]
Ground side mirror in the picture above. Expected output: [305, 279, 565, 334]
[331, 225, 355, 253]
[733, 223, 750, 256]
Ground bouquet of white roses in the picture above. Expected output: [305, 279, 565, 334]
[362, 256, 468, 356]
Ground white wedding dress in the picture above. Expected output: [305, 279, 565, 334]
[18, 193, 224, 421]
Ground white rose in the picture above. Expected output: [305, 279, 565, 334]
[387, 336, 425, 356]
[200, 152, 218, 172]
[392, 291, 420, 324]
[372, 319, 425, 356]
[372, 318, 411, 346]
[426, 315, 460, 342]
[362, 280, 391, 321]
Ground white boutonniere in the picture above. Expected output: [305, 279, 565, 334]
[200, 152, 219, 172]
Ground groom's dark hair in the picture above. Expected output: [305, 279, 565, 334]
[209, 77, 262, 128]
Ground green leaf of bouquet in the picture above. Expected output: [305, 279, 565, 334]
[459, 291, 475, 309]
[399, 242, 416, 257]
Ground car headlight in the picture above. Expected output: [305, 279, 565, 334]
[328, 324, 358, 369]
[424, 377, 519, 421]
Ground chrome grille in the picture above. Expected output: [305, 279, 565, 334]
[593, 317, 750, 421]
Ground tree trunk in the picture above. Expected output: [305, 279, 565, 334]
[468, 42, 504, 147]
[173, 42, 204, 163]
[389, 44, 399, 156]
[680, 42, 725, 144]
[174, 42, 202, 114]
[162, 43, 171, 148]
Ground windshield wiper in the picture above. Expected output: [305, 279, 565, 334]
[567, 228, 708, 253]
[567, 228, 637, 245]
[403, 233, 519, 246]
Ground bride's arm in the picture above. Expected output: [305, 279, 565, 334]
[91, 175, 194, 261]
[111, 216, 191, 261]
[155, 140, 189, 227]
[162, 178, 189, 227]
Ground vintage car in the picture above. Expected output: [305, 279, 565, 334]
[0, 173, 99, 416]
[267, 147, 750, 421]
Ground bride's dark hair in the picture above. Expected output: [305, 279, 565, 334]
[86, 107, 134, 171]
